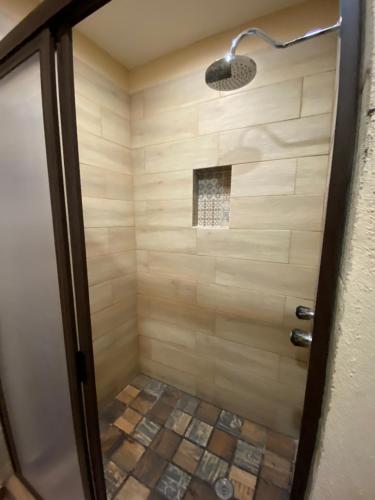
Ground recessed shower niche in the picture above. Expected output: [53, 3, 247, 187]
[193, 166, 232, 228]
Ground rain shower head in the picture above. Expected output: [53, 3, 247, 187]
[205, 54, 257, 91]
[206, 18, 341, 92]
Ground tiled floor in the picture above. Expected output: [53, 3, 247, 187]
[100, 374, 296, 500]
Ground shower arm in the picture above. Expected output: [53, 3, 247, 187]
[229, 18, 342, 57]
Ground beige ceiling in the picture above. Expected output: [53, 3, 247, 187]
[77, 0, 304, 69]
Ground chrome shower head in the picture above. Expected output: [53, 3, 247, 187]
[205, 54, 257, 91]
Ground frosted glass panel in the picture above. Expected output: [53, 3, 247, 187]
[0, 54, 85, 499]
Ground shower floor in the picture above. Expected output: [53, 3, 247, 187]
[100, 374, 295, 500]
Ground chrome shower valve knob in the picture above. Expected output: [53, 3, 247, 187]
[296, 305, 315, 320]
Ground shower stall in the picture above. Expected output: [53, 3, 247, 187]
[0, 0, 362, 499]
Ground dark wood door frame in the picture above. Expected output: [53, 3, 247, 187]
[0, 0, 363, 499]
[291, 0, 363, 498]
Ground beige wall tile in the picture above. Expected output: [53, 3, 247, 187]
[138, 271, 197, 304]
[231, 159, 297, 197]
[108, 227, 136, 253]
[75, 93, 101, 135]
[136, 227, 197, 252]
[138, 296, 215, 335]
[83, 197, 134, 227]
[143, 69, 217, 116]
[81, 164, 133, 200]
[196, 333, 280, 381]
[219, 114, 332, 165]
[144, 134, 219, 174]
[135, 199, 192, 227]
[200, 79, 302, 134]
[146, 251, 215, 283]
[130, 91, 144, 120]
[197, 283, 285, 324]
[89, 281, 113, 314]
[87, 251, 136, 286]
[290, 231, 323, 266]
[78, 130, 132, 174]
[197, 228, 290, 262]
[131, 106, 198, 148]
[131, 148, 145, 175]
[140, 357, 197, 395]
[230, 195, 324, 230]
[295, 155, 329, 195]
[138, 318, 196, 350]
[134, 170, 192, 200]
[216, 258, 318, 299]
[101, 108, 131, 147]
[91, 300, 136, 340]
[301, 71, 336, 117]
[279, 356, 308, 389]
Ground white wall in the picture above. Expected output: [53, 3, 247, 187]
[308, 1, 375, 498]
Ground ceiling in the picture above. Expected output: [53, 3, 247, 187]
[77, 0, 304, 69]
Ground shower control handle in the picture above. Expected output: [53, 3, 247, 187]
[290, 329, 312, 348]
[296, 305, 315, 320]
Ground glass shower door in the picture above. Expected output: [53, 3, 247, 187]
[0, 44, 86, 499]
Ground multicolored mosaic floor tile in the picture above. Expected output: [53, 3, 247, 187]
[100, 374, 295, 499]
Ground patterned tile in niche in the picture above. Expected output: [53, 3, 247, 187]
[100, 422, 123, 457]
[116, 385, 140, 405]
[130, 391, 157, 414]
[144, 379, 166, 398]
[104, 461, 127, 499]
[173, 438, 203, 474]
[134, 449, 167, 488]
[185, 418, 213, 447]
[217, 409, 243, 435]
[133, 417, 160, 447]
[229, 465, 257, 500]
[161, 386, 183, 408]
[196, 450, 228, 484]
[148, 399, 174, 425]
[156, 463, 191, 500]
[196, 401, 220, 425]
[151, 428, 181, 460]
[116, 476, 150, 500]
[165, 409, 192, 435]
[176, 394, 199, 415]
[208, 428, 237, 462]
[261, 451, 292, 490]
[255, 478, 290, 500]
[234, 439, 263, 475]
[114, 407, 142, 434]
[100, 399, 125, 424]
[241, 419, 267, 448]
[266, 430, 297, 461]
[111, 438, 145, 472]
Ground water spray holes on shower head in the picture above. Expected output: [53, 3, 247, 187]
[205, 55, 257, 91]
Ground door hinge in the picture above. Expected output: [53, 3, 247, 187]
[76, 351, 87, 383]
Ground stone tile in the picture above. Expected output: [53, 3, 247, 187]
[115, 476, 150, 500]
[130, 391, 157, 414]
[165, 409, 192, 435]
[116, 385, 140, 405]
[148, 399, 174, 425]
[234, 440, 263, 475]
[185, 418, 213, 447]
[156, 463, 191, 500]
[134, 449, 167, 488]
[114, 408, 142, 434]
[160, 386, 182, 407]
[217, 410, 243, 436]
[196, 451, 228, 484]
[176, 394, 199, 415]
[208, 428, 237, 462]
[196, 401, 220, 426]
[131, 373, 151, 389]
[148, 491, 166, 500]
[241, 420, 267, 448]
[133, 417, 160, 447]
[100, 423, 123, 457]
[255, 478, 290, 500]
[184, 477, 217, 500]
[144, 379, 166, 398]
[111, 438, 145, 472]
[104, 461, 127, 499]
[261, 451, 292, 490]
[173, 439, 203, 475]
[151, 428, 181, 460]
[100, 399, 126, 424]
[229, 465, 257, 500]
[266, 430, 297, 462]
